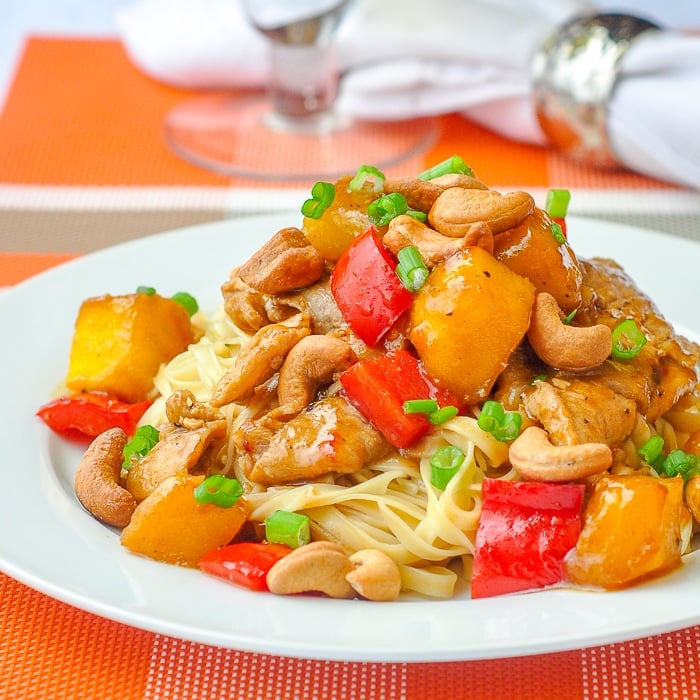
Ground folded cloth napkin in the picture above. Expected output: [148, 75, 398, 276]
[116, 0, 700, 190]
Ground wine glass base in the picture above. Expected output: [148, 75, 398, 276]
[164, 94, 438, 181]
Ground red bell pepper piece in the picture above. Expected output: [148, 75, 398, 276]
[330, 227, 413, 346]
[340, 349, 463, 449]
[199, 542, 293, 592]
[553, 216, 567, 239]
[471, 478, 585, 599]
[36, 391, 151, 437]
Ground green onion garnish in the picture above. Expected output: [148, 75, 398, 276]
[406, 210, 428, 223]
[193, 475, 243, 508]
[658, 449, 700, 483]
[348, 165, 385, 193]
[396, 245, 429, 292]
[545, 188, 571, 219]
[136, 286, 156, 295]
[563, 309, 577, 325]
[418, 155, 473, 181]
[477, 400, 523, 442]
[551, 222, 566, 244]
[122, 424, 159, 470]
[531, 373, 548, 385]
[264, 509, 311, 548]
[404, 398, 439, 415]
[611, 319, 647, 359]
[171, 291, 199, 316]
[368, 192, 408, 226]
[301, 181, 336, 219]
[430, 445, 465, 489]
[428, 405, 459, 425]
[638, 435, 665, 469]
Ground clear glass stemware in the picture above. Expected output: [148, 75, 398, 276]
[163, 0, 437, 180]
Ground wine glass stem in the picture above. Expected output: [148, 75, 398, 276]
[264, 42, 339, 133]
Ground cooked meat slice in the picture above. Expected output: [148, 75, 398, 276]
[525, 379, 637, 446]
[277, 278, 346, 335]
[238, 226, 325, 295]
[241, 396, 389, 485]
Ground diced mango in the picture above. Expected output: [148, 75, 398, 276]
[493, 208, 583, 313]
[565, 474, 684, 589]
[409, 246, 535, 404]
[121, 473, 248, 566]
[65, 292, 194, 403]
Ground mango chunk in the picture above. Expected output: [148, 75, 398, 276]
[121, 473, 248, 566]
[565, 474, 684, 589]
[409, 246, 535, 404]
[65, 292, 194, 403]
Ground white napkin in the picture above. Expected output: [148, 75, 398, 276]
[115, 0, 700, 190]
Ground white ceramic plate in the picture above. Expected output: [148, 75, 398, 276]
[1, 215, 699, 662]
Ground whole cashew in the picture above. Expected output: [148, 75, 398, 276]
[274, 334, 357, 418]
[383, 175, 488, 213]
[508, 426, 612, 482]
[346, 549, 402, 601]
[383, 215, 493, 267]
[266, 541, 355, 598]
[527, 292, 612, 372]
[428, 188, 534, 236]
[211, 314, 310, 407]
[74, 427, 137, 527]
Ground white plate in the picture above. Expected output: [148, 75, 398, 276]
[1, 214, 699, 663]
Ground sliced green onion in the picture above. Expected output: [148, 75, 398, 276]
[550, 222, 566, 244]
[396, 245, 429, 292]
[545, 188, 571, 218]
[122, 424, 159, 470]
[531, 373, 548, 385]
[404, 398, 439, 415]
[418, 155, 473, 181]
[171, 291, 199, 316]
[301, 181, 336, 219]
[611, 319, 647, 359]
[563, 309, 577, 325]
[406, 209, 428, 223]
[659, 449, 700, 483]
[477, 400, 523, 442]
[348, 165, 385, 193]
[368, 192, 408, 226]
[264, 509, 311, 548]
[428, 405, 459, 425]
[638, 435, 665, 469]
[136, 286, 156, 295]
[430, 445, 465, 489]
[193, 475, 243, 508]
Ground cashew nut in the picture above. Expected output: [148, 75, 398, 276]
[74, 427, 137, 527]
[527, 292, 612, 372]
[266, 541, 355, 598]
[384, 215, 493, 267]
[509, 426, 612, 482]
[429, 188, 534, 237]
[237, 226, 325, 295]
[273, 334, 356, 418]
[211, 314, 310, 407]
[383, 174, 489, 213]
[346, 549, 402, 601]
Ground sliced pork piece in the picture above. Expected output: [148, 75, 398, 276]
[237, 396, 389, 485]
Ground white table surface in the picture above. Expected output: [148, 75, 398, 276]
[2, 0, 699, 113]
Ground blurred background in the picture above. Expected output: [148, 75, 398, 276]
[3, 0, 700, 112]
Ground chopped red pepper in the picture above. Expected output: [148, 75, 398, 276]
[340, 349, 463, 449]
[36, 391, 151, 437]
[471, 478, 585, 599]
[553, 216, 567, 239]
[199, 542, 293, 592]
[330, 227, 413, 346]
